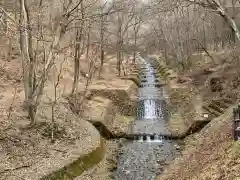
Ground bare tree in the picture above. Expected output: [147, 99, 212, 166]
[112, 0, 138, 76]
[98, 1, 114, 77]
[19, 0, 84, 125]
[69, 44, 100, 116]
[72, 1, 85, 94]
[187, 0, 240, 42]
[131, 6, 143, 63]
[115, 1, 124, 76]
[50, 56, 65, 143]
[19, 0, 36, 124]
[85, 20, 91, 62]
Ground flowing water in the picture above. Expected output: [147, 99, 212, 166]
[114, 56, 180, 180]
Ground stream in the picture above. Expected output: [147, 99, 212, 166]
[113, 56, 180, 180]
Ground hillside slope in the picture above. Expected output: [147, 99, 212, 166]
[158, 105, 240, 180]
[156, 52, 240, 180]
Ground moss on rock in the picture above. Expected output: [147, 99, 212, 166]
[41, 138, 106, 180]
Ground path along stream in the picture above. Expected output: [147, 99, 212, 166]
[114, 56, 180, 180]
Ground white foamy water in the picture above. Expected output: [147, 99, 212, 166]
[153, 135, 163, 143]
[141, 62, 159, 119]
[138, 136, 144, 142]
[144, 100, 157, 119]
[137, 135, 164, 143]
[114, 55, 180, 180]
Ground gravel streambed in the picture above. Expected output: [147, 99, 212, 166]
[113, 56, 181, 179]
[113, 139, 180, 180]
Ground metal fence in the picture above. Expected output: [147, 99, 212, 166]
[233, 106, 240, 141]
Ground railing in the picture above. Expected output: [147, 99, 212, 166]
[233, 106, 240, 141]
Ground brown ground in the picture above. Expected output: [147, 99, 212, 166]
[0, 3, 138, 179]
[0, 30, 137, 179]
[76, 140, 119, 180]
[0, 96, 101, 180]
[159, 106, 240, 180]
[157, 50, 240, 180]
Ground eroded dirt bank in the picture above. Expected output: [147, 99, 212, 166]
[77, 52, 240, 180]
[151, 51, 240, 180]
[74, 65, 139, 180]
[0, 35, 139, 180]
[3, 48, 240, 180]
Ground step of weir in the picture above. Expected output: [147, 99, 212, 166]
[122, 133, 179, 141]
[130, 119, 169, 135]
[140, 82, 161, 86]
[139, 84, 163, 88]
[138, 87, 163, 98]
[114, 56, 178, 180]
[133, 134, 164, 142]
[140, 65, 156, 69]
[140, 72, 158, 76]
[140, 75, 158, 79]
[140, 67, 157, 71]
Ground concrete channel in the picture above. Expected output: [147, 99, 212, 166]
[113, 56, 180, 180]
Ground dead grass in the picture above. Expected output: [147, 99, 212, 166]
[157, 50, 240, 180]
[81, 96, 116, 129]
[0, 120, 101, 180]
[77, 140, 119, 180]
[159, 106, 239, 180]
[0, 32, 137, 179]
[84, 79, 138, 116]
[166, 83, 200, 136]
[0, 87, 102, 179]
[164, 49, 240, 135]
[111, 115, 134, 135]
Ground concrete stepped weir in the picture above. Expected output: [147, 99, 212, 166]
[113, 55, 180, 180]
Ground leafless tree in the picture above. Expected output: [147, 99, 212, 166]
[19, 0, 85, 125]
[142, 0, 240, 70]
[112, 0, 140, 76]
[98, 1, 114, 77]
[186, 0, 240, 42]
[4, 0, 240, 128]
[131, 6, 143, 63]
[72, 1, 85, 94]
[50, 56, 65, 143]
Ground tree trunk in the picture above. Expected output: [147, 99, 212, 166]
[190, 0, 240, 42]
[98, 15, 105, 77]
[72, 30, 81, 94]
[231, 0, 236, 43]
[116, 14, 122, 76]
[85, 21, 91, 61]
[133, 22, 137, 63]
[72, 2, 84, 94]
[19, 0, 36, 125]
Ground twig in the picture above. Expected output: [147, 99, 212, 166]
[50, 148, 67, 153]
[50, 57, 66, 143]
[192, 38, 215, 63]
[78, 46, 101, 116]
[0, 6, 18, 25]
[0, 165, 31, 175]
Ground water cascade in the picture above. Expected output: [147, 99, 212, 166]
[114, 55, 180, 180]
